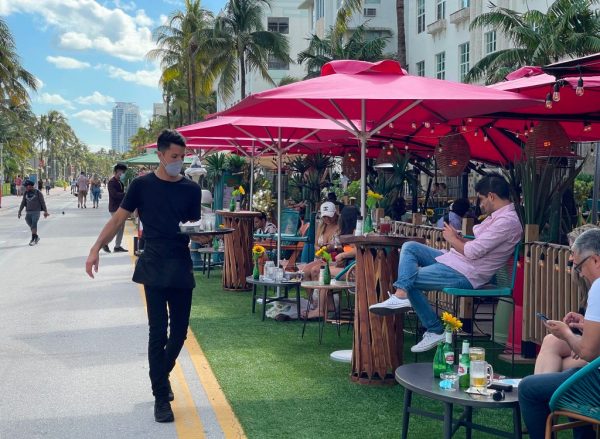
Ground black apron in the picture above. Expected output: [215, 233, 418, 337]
[132, 238, 195, 289]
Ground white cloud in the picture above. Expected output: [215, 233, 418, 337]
[38, 92, 74, 109]
[113, 0, 136, 12]
[104, 64, 161, 88]
[75, 91, 115, 106]
[46, 55, 91, 69]
[36, 78, 44, 89]
[1, 0, 155, 62]
[72, 109, 112, 131]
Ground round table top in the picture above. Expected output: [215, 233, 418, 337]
[245, 276, 301, 287]
[395, 363, 519, 408]
[300, 280, 355, 289]
[330, 350, 352, 363]
[339, 234, 425, 246]
[216, 210, 262, 218]
[195, 247, 224, 254]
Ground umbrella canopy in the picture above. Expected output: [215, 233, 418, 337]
[122, 152, 195, 166]
[218, 60, 540, 216]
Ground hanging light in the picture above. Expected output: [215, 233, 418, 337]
[525, 248, 532, 264]
[576, 76, 584, 96]
[424, 121, 431, 129]
[566, 259, 573, 274]
[411, 122, 417, 129]
[461, 120, 467, 132]
[430, 126, 435, 134]
[529, 122, 535, 133]
[474, 128, 479, 137]
[404, 144, 409, 151]
[584, 121, 592, 132]
[554, 256, 560, 272]
[545, 92, 553, 109]
[539, 251, 546, 268]
[552, 82, 561, 102]
[483, 132, 488, 142]
[389, 122, 394, 129]
[466, 118, 473, 123]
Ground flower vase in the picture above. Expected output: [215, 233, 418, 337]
[323, 264, 331, 285]
[253, 260, 260, 280]
[363, 209, 373, 234]
[229, 197, 235, 212]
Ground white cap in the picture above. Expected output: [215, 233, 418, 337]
[320, 201, 336, 218]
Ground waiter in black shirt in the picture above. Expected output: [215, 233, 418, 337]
[86, 129, 202, 423]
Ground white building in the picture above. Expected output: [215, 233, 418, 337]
[217, 0, 311, 111]
[153, 103, 167, 119]
[111, 102, 140, 153]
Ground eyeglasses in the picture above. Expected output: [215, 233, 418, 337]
[573, 255, 594, 275]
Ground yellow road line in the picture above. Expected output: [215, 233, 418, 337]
[125, 221, 206, 438]
[184, 330, 246, 439]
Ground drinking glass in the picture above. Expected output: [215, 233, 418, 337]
[470, 360, 493, 389]
[469, 347, 485, 362]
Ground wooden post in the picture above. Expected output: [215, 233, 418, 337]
[522, 224, 540, 358]
[461, 217, 474, 236]
[412, 213, 422, 225]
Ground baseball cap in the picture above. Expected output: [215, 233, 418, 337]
[24, 180, 34, 186]
[320, 201, 336, 218]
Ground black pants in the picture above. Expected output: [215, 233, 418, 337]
[144, 285, 192, 401]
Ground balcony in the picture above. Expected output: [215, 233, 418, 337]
[449, 7, 470, 25]
[427, 19, 447, 35]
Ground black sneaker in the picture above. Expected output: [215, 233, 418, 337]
[34, 236, 40, 245]
[102, 245, 111, 253]
[28, 238, 35, 246]
[167, 380, 174, 402]
[154, 400, 174, 423]
[113, 246, 128, 253]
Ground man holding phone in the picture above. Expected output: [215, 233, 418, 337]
[519, 228, 600, 439]
[369, 173, 522, 352]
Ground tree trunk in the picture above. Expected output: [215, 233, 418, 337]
[186, 66, 193, 125]
[189, 51, 197, 123]
[396, 0, 406, 67]
[165, 92, 171, 128]
[240, 50, 246, 100]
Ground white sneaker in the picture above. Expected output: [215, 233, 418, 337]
[411, 331, 445, 353]
[369, 292, 412, 316]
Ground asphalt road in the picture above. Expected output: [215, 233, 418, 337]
[0, 189, 209, 438]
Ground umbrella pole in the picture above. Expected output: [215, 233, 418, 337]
[249, 142, 255, 211]
[277, 136, 282, 268]
[592, 142, 600, 224]
[360, 99, 367, 219]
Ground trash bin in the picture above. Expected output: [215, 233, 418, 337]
[10, 183, 16, 195]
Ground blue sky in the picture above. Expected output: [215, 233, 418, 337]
[0, 0, 227, 151]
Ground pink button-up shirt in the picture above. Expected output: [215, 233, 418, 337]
[435, 203, 522, 288]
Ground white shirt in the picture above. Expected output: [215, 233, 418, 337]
[585, 278, 600, 323]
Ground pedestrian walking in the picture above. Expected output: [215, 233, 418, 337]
[77, 172, 89, 208]
[86, 129, 202, 423]
[71, 177, 77, 195]
[15, 175, 22, 196]
[17, 180, 49, 246]
[102, 164, 128, 253]
[90, 175, 102, 209]
[45, 179, 51, 195]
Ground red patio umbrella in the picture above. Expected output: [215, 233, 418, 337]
[218, 60, 540, 216]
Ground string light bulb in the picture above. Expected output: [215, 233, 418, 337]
[483, 133, 488, 142]
[424, 121, 431, 129]
[553, 82, 561, 102]
[411, 122, 417, 129]
[576, 77, 584, 96]
[545, 92, 553, 109]
[526, 248, 532, 264]
[529, 122, 535, 133]
[389, 122, 394, 129]
[567, 260, 573, 275]
[554, 256, 560, 272]
[539, 251, 546, 268]
[584, 121, 592, 132]
[474, 129, 479, 137]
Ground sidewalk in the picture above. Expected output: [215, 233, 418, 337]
[0, 189, 244, 438]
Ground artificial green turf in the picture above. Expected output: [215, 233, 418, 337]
[189, 272, 536, 439]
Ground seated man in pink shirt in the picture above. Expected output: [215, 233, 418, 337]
[370, 173, 523, 353]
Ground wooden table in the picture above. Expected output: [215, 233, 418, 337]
[340, 234, 424, 385]
[217, 210, 261, 291]
[396, 363, 522, 439]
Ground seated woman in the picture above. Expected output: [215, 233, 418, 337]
[303, 201, 340, 282]
[435, 198, 470, 230]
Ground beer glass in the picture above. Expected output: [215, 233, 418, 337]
[469, 347, 485, 362]
[470, 360, 493, 389]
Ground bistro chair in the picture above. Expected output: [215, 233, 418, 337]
[545, 356, 600, 438]
[442, 242, 521, 373]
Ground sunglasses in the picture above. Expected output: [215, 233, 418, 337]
[573, 254, 594, 275]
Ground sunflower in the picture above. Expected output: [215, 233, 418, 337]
[441, 311, 463, 332]
[252, 244, 266, 258]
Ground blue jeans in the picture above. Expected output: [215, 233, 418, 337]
[393, 241, 472, 334]
[519, 369, 594, 439]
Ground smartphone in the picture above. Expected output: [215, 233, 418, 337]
[535, 312, 549, 322]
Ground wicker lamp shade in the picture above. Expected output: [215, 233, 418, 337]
[525, 121, 571, 158]
[436, 133, 470, 177]
[342, 151, 360, 180]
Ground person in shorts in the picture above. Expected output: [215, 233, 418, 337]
[17, 180, 49, 245]
[77, 172, 89, 208]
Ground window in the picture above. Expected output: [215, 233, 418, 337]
[461, 0, 470, 8]
[459, 42, 470, 82]
[364, 8, 376, 17]
[268, 54, 289, 70]
[484, 30, 496, 54]
[436, 0, 446, 20]
[268, 17, 289, 34]
[416, 61, 425, 77]
[435, 52, 445, 80]
[417, 0, 425, 33]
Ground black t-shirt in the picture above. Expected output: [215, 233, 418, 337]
[120, 173, 201, 288]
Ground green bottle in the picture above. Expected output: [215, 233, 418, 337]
[442, 331, 454, 372]
[458, 340, 470, 388]
[433, 341, 447, 378]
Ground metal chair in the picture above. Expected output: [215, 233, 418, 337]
[442, 243, 521, 373]
[545, 356, 600, 438]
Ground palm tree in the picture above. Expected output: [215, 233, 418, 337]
[148, 0, 214, 124]
[37, 111, 74, 181]
[297, 24, 390, 79]
[396, 0, 406, 67]
[466, 0, 600, 84]
[206, 0, 290, 100]
[0, 18, 38, 108]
